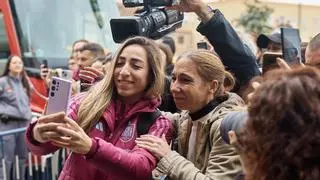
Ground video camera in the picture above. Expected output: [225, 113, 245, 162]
[110, 0, 184, 43]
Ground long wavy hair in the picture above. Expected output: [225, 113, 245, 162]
[1, 55, 31, 97]
[77, 36, 165, 132]
[176, 50, 235, 97]
[239, 67, 320, 180]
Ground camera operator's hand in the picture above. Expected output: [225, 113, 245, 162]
[33, 112, 67, 144]
[40, 64, 49, 80]
[79, 67, 104, 88]
[169, 0, 214, 23]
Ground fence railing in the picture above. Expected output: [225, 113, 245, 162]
[0, 112, 65, 180]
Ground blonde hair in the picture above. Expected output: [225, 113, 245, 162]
[176, 50, 235, 96]
[77, 36, 165, 132]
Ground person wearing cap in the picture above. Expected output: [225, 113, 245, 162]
[256, 32, 282, 52]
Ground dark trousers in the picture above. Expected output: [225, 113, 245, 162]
[0, 120, 29, 180]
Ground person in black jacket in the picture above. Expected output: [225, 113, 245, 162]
[170, 0, 261, 94]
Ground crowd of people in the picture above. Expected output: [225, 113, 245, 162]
[0, 0, 320, 179]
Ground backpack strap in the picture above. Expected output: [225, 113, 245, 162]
[137, 109, 162, 137]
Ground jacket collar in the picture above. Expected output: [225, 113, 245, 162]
[102, 96, 161, 132]
[189, 98, 223, 121]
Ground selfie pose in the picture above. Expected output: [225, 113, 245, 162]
[25, 37, 173, 180]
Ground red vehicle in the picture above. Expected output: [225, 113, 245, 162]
[0, 0, 119, 112]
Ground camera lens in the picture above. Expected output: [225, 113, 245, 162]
[51, 86, 56, 91]
[52, 80, 56, 85]
[50, 92, 55, 97]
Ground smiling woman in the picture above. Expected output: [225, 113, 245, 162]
[136, 50, 245, 180]
[25, 36, 173, 180]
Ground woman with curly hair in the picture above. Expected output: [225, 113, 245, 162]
[238, 67, 320, 180]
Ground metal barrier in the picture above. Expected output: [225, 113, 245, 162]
[0, 112, 66, 180]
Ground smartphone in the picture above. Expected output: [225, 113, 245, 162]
[46, 77, 72, 115]
[60, 69, 73, 81]
[262, 52, 282, 74]
[197, 42, 208, 50]
[42, 59, 48, 68]
[281, 28, 302, 65]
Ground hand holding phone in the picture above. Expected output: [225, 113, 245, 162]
[281, 28, 302, 65]
[262, 52, 282, 74]
[46, 77, 72, 115]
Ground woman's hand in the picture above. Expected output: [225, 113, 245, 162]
[50, 116, 92, 155]
[33, 112, 66, 143]
[135, 134, 170, 160]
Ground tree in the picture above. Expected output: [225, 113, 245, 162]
[236, 0, 274, 36]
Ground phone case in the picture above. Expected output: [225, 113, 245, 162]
[61, 69, 73, 80]
[262, 52, 282, 74]
[46, 77, 72, 115]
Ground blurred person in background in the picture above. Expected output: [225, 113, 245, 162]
[40, 39, 89, 82]
[237, 67, 320, 180]
[25, 36, 174, 180]
[136, 50, 244, 180]
[256, 33, 282, 53]
[68, 42, 105, 93]
[77, 43, 105, 71]
[68, 55, 78, 71]
[305, 33, 320, 68]
[157, 42, 178, 113]
[0, 55, 32, 180]
[78, 54, 114, 90]
[91, 53, 113, 74]
[160, 36, 176, 76]
[300, 42, 308, 64]
[158, 42, 174, 75]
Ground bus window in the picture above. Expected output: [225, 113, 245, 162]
[0, 11, 10, 59]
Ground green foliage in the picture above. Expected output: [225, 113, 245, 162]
[236, 0, 274, 35]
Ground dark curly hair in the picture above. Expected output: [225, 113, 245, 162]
[239, 67, 320, 180]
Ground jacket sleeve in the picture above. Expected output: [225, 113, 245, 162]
[154, 116, 242, 180]
[197, 10, 260, 90]
[84, 116, 174, 179]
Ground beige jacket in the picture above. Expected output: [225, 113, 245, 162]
[153, 93, 244, 180]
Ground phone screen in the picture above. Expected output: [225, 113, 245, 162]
[197, 42, 208, 50]
[281, 28, 302, 65]
[262, 52, 282, 74]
